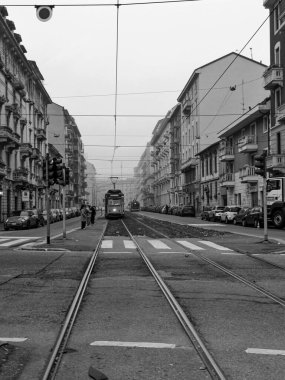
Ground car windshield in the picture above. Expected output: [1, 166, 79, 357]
[20, 211, 30, 216]
[229, 207, 240, 212]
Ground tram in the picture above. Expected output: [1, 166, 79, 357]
[130, 200, 140, 212]
[105, 189, 124, 218]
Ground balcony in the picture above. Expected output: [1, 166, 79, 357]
[36, 128, 46, 140]
[239, 165, 258, 183]
[219, 147, 234, 162]
[266, 154, 285, 173]
[220, 173, 235, 187]
[20, 143, 33, 159]
[0, 126, 14, 144]
[263, 66, 283, 90]
[13, 167, 28, 183]
[238, 135, 258, 153]
[181, 157, 197, 172]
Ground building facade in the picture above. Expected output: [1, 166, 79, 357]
[0, 6, 52, 220]
[263, 0, 285, 176]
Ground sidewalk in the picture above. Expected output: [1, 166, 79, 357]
[24, 218, 107, 251]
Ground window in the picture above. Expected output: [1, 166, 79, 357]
[277, 132, 281, 154]
[275, 87, 282, 109]
[275, 43, 281, 65]
[263, 115, 269, 133]
[274, 4, 280, 32]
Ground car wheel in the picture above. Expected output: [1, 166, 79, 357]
[233, 218, 237, 225]
[242, 219, 247, 227]
[272, 210, 285, 229]
[4, 227, 9, 231]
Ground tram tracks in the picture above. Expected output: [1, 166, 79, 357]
[41, 218, 227, 380]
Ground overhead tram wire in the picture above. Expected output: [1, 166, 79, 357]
[4, 0, 200, 7]
[186, 4, 276, 122]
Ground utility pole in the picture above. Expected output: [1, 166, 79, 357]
[46, 153, 50, 245]
[62, 164, 66, 239]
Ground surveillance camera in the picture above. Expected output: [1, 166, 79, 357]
[35, 6, 54, 22]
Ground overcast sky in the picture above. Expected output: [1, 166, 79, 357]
[3, 0, 270, 182]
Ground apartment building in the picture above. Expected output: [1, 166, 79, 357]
[135, 143, 154, 207]
[0, 6, 52, 220]
[263, 0, 285, 176]
[177, 52, 269, 214]
[47, 103, 87, 207]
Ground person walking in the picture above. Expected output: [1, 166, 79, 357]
[91, 206, 96, 225]
[80, 204, 88, 229]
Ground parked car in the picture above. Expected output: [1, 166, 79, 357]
[4, 210, 40, 230]
[242, 206, 264, 228]
[208, 206, 225, 221]
[233, 207, 252, 225]
[51, 209, 59, 222]
[31, 209, 45, 226]
[220, 206, 241, 223]
[178, 205, 195, 217]
[201, 206, 212, 221]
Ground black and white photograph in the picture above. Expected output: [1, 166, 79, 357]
[0, 0, 285, 379]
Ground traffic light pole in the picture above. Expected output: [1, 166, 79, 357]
[46, 153, 51, 245]
[62, 165, 66, 239]
[263, 178, 268, 242]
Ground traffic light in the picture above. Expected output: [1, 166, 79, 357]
[53, 157, 64, 185]
[65, 167, 70, 185]
[254, 151, 267, 177]
[48, 159, 55, 187]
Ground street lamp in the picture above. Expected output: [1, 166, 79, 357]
[110, 176, 119, 190]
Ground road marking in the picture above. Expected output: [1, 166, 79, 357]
[124, 240, 136, 249]
[198, 241, 233, 251]
[246, 348, 285, 356]
[148, 240, 170, 249]
[188, 224, 224, 227]
[0, 337, 27, 342]
[220, 252, 242, 255]
[90, 341, 177, 349]
[176, 240, 204, 250]
[1, 238, 32, 247]
[101, 240, 113, 249]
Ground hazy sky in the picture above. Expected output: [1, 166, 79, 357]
[3, 0, 270, 181]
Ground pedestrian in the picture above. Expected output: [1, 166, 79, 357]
[80, 204, 88, 229]
[86, 204, 91, 226]
[91, 206, 96, 225]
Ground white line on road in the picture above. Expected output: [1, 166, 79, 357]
[148, 240, 171, 249]
[90, 341, 178, 349]
[176, 240, 204, 250]
[246, 348, 285, 356]
[0, 337, 27, 342]
[124, 240, 136, 249]
[101, 240, 113, 249]
[1, 238, 32, 247]
[198, 241, 233, 251]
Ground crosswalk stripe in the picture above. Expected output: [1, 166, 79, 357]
[148, 240, 171, 249]
[124, 240, 136, 249]
[176, 240, 205, 250]
[198, 241, 233, 251]
[1, 238, 31, 247]
[101, 240, 113, 249]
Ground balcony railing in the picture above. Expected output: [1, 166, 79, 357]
[266, 154, 285, 170]
[263, 66, 284, 90]
[219, 147, 234, 161]
[239, 165, 258, 183]
[238, 135, 258, 153]
[220, 172, 235, 187]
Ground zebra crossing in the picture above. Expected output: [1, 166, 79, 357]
[101, 238, 236, 254]
[0, 236, 40, 248]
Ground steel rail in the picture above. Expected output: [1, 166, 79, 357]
[41, 223, 108, 380]
[131, 215, 285, 308]
[121, 219, 227, 380]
